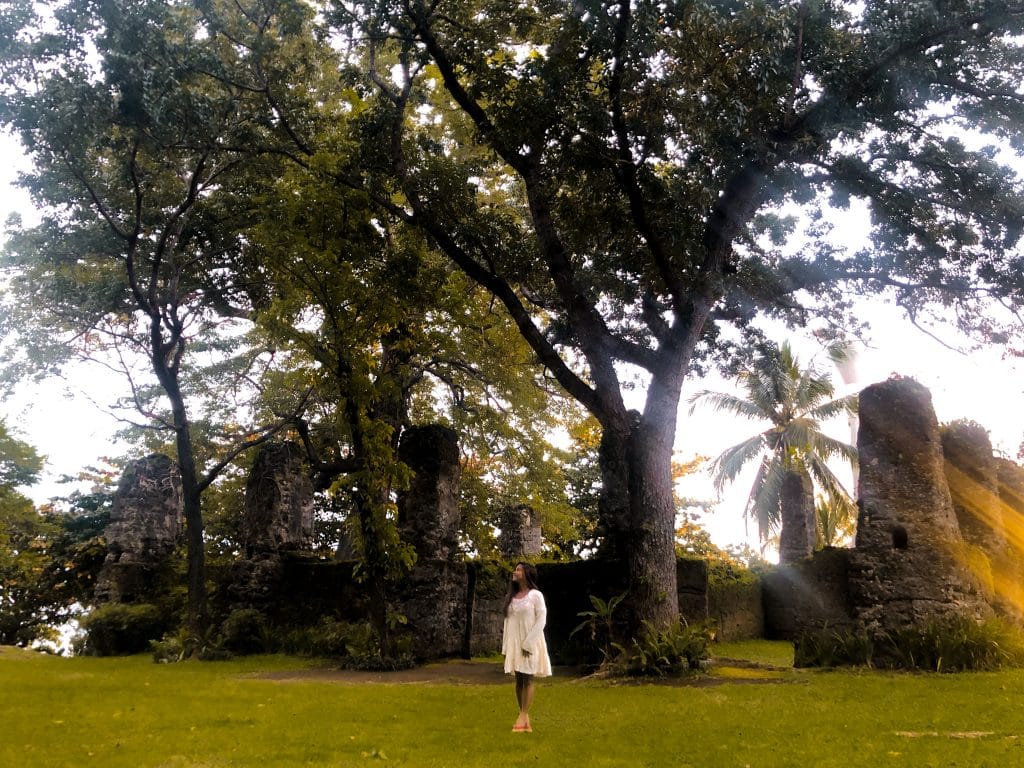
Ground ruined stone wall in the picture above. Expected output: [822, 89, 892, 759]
[763, 548, 854, 639]
[850, 378, 990, 638]
[95, 453, 183, 604]
[497, 504, 543, 561]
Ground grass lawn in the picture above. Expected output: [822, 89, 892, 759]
[3, 643, 1024, 767]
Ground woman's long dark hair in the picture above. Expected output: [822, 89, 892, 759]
[504, 561, 540, 616]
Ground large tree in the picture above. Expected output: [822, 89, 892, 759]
[0, 0, 316, 637]
[320, 0, 1024, 630]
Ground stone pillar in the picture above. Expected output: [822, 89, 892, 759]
[850, 377, 990, 640]
[242, 441, 314, 556]
[397, 425, 461, 560]
[396, 424, 467, 658]
[498, 504, 543, 560]
[95, 453, 182, 604]
[778, 469, 815, 564]
[228, 441, 315, 612]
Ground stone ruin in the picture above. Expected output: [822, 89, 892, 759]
[241, 441, 314, 556]
[778, 469, 815, 564]
[498, 504, 543, 560]
[229, 441, 315, 611]
[765, 376, 1012, 657]
[395, 424, 467, 658]
[95, 453, 183, 604]
[849, 378, 991, 638]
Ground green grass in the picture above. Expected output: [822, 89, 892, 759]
[4, 643, 1024, 767]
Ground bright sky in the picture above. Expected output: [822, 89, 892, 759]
[2, 137, 1023, 557]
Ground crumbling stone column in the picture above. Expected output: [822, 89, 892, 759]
[398, 425, 461, 560]
[778, 469, 815, 564]
[498, 504, 543, 560]
[242, 441, 314, 556]
[228, 442, 315, 612]
[396, 424, 467, 658]
[850, 377, 990, 640]
[95, 453, 183, 604]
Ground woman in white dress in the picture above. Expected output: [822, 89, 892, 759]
[502, 561, 552, 733]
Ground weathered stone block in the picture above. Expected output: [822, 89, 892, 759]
[397, 425, 461, 561]
[498, 504, 543, 560]
[243, 441, 314, 556]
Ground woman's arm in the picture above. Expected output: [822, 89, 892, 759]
[522, 590, 548, 650]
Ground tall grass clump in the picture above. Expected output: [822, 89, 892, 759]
[882, 615, 1024, 672]
[796, 616, 1024, 671]
[794, 625, 873, 668]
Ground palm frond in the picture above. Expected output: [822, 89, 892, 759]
[688, 390, 769, 421]
[805, 393, 858, 422]
[708, 434, 770, 492]
[805, 452, 855, 499]
[749, 459, 787, 540]
[803, 429, 858, 466]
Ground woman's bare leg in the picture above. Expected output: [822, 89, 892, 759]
[514, 672, 534, 730]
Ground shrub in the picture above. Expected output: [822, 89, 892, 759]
[883, 616, 1024, 672]
[569, 593, 625, 667]
[610, 618, 715, 677]
[80, 603, 167, 656]
[263, 618, 415, 669]
[150, 626, 232, 663]
[794, 626, 873, 668]
[220, 608, 267, 655]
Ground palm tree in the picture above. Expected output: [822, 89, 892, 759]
[815, 491, 858, 549]
[689, 341, 858, 562]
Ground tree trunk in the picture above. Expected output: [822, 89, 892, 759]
[167, 389, 208, 642]
[151, 319, 208, 644]
[596, 402, 680, 633]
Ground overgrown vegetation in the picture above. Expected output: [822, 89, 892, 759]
[148, 614, 416, 670]
[569, 591, 714, 677]
[79, 603, 169, 657]
[609, 618, 715, 677]
[795, 617, 1024, 672]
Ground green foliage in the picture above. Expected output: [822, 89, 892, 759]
[796, 617, 1024, 672]
[0, 450, 108, 647]
[882, 616, 1024, 673]
[149, 627, 223, 664]
[794, 626, 874, 668]
[689, 341, 858, 541]
[569, 592, 625, 665]
[814, 491, 858, 549]
[609, 619, 715, 678]
[79, 603, 168, 657]
[0, 420, 43, 487]
[254, 618, 414, 670]
[272, 618, 357, 658]
[219, 608, 268, 656]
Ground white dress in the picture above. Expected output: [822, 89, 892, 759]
[502, 589, 553, 677]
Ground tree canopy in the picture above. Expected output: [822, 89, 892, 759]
[1, 0, 1023, 636]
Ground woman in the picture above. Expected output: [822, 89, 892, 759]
[501, 561, 552, 733]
